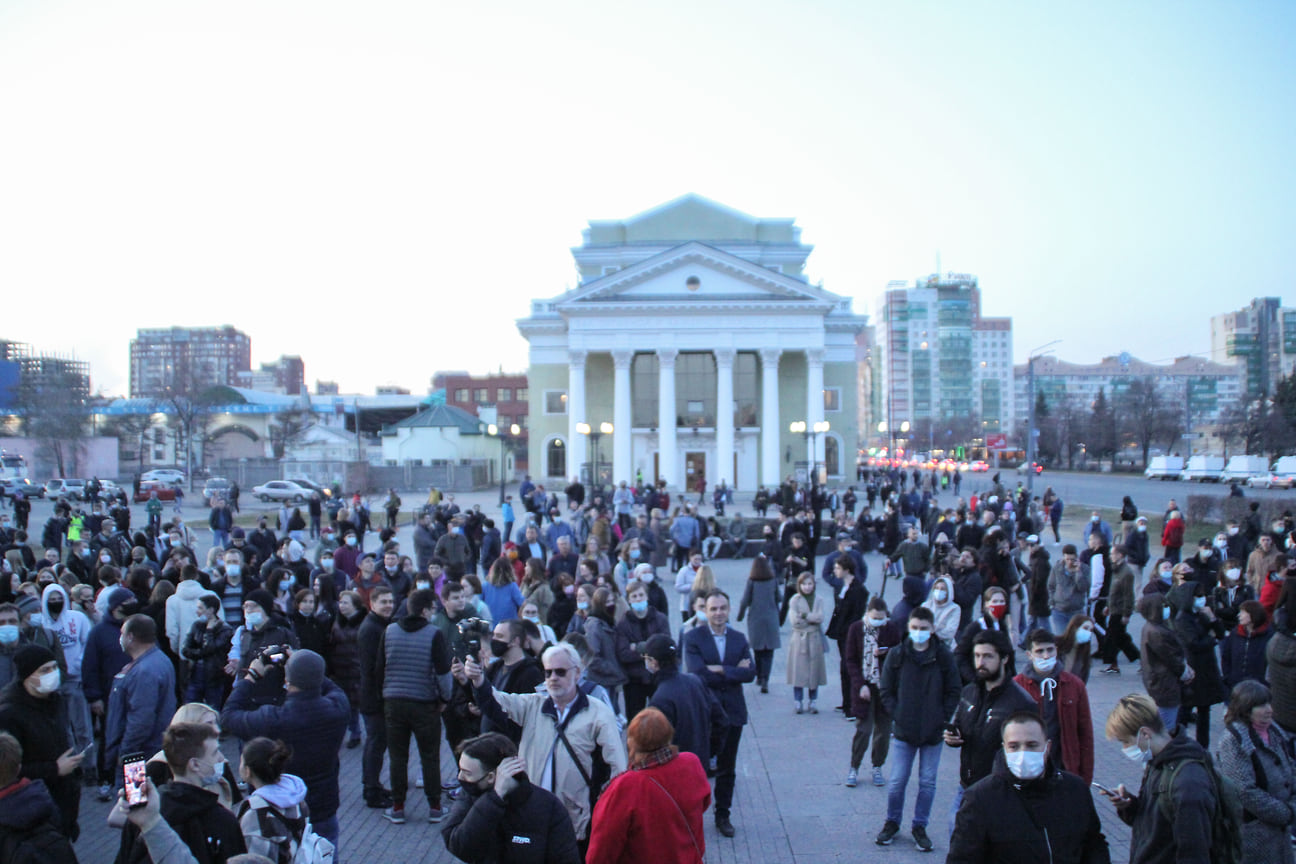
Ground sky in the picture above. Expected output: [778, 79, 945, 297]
[1, 0, 1293, 396]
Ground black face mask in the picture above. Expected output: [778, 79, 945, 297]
[47, 600, 64, 616]
[490, 638, 511, 658]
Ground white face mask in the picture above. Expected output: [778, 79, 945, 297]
[1122, 731, 1152, 763]
[36, 669, 61, 694]
[1075, 628, 1092, 645]
[932, 589, 948, 603]
[1005, 749, 1047, 780]
[641, 572, 655, 583]
[1032, 656, 1057, 675]
[908, 629, 931, 645]
[1225, 568, 1241, 582]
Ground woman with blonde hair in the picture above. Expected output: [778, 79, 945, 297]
[145, 702, 242, 810]
[689, 564, 717, 612]
[786, 572, 828, 714]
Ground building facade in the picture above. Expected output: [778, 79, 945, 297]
[0, 340, 91, 408]
[1211, 297, 1296, 398]
[874, 273, 1014, 441]
[129, 326, 251, 398]
[1011, 354, 1245, 432]
[439, 372, 530, 432]
[517, 195, 866, 491]
[236, 355, 305, 395]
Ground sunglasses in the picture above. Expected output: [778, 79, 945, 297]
[543, 667, 572, 678]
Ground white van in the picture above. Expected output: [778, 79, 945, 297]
[1183, 455, 1225, 483]
[1145, 456, 1185, 480]
[1223, 455, 1269, 482]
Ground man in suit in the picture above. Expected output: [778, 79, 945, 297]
[683, 588, 755, 839]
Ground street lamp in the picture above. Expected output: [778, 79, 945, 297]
[487, 423, 522, 505]
[790, 420, 831, 483]
[576, 421, 613, 487]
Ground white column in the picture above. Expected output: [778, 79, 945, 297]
[715, 349, 735, 488]
[657, 349, 678, 489]
[567, 350, 586, 481]
[612, 349, 634, 484]
[806, 348, 826, 469]
[759, 348, 782, 487]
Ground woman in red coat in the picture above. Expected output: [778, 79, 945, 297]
[1161, 510, 1185, 565]
[586, 707, 711, 864]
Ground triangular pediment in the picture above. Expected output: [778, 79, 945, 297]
[556, 242, 839, 307]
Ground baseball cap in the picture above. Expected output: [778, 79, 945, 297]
[641, 634, 677, 662]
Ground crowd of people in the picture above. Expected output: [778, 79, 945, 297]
[2, 469, 1296, 863]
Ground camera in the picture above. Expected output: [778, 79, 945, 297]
[457, 618, 492, 658]
[258, 645, 289, 667]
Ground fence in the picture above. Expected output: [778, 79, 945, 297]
[211, 460, 493, 494]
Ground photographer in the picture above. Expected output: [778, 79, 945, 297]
[224, 590, 298, 707]
[477, 620, 544, 745]
[220, 648, 349, 855]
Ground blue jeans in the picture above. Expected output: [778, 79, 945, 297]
[315, 815, 339, 861]
[948, 784, 965, 839]
[886, 739, 942, 828]
[1050, 610, 1076, 635]
[1022, 615, 1052, 646]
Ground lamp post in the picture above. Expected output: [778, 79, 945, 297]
[899, 421, 910, 462]
[576, 421, 613, 488]
[1026, 340, 1061, 495]
[790, 420, 831, 483]
[487, 423, 521, 505]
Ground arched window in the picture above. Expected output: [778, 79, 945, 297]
[546, 437, 566, 478]
[824, 435, 841, 477]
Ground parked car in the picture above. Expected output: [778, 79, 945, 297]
[252, 480, 314, 503]
[0, 478, 44, 498]
[202, 477, 233, 505]
[141, 468, 186, 486]
[96, 479, 121, 499]
[1016, 461, 1045, 475]
[134, 480, 179, 503]
[284, 477, 331, 498]
[44, 479, 87, 500]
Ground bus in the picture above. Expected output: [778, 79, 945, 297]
[0, 452, 28, 482]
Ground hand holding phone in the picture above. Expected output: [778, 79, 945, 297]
[122, 754, 148, 808]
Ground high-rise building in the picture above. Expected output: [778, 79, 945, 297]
[235, 355, 305, 395]
[874, 273, 1014, 441]
[129, 326, 251, 398]
[1210, 297, 1296, 398]
[0, 340, 91, 408]
[439, 372, 530, 433]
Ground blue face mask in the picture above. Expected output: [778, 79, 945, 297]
[630, 549, 640, 559]
[577, 601, 589, 611]
[0, 624, 18, 645]
[1158, 569, 1172, 583]
[631, 600, 649, 615]
[245, 611, 264, 628]
[226, 564, 241, 578]
[908, 629, 932, 645]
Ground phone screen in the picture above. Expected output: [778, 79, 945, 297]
[123, 755, 148, 807]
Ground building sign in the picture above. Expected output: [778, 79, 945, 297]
[986, 433, 1008, 451]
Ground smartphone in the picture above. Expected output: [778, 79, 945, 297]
[1091, 781, 1117, 796]
[944, 723, 960, 736]
[78, 741, 95, 760]
[122, 753, 148, 808]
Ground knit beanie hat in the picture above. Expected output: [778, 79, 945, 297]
[14, 645, 55, 682]
[285, 649, 325, 691]
[244, 589, 275, 614]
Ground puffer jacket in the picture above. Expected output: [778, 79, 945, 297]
[326, 609, 364, 705]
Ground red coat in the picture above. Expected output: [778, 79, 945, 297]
[1162, 518, 1185, 550]
[586, 751, 711, 864]
[1013, 670, 1094, 784]
[1260, 576, 1284, 614]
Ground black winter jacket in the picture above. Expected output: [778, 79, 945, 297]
[441, 779, 579, 864]
[356, 611, 393, 715]
[879, 638, 961, 746]
[950, 677, 1039, 788]
[116, 782, 246, 864]
[948, 751, 1110, 864]
[1115, 731, 1218, 864]
[648, 668, 727, 764]
[0, 681, 79, 839]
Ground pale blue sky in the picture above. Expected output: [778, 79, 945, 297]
[1, 0, 1292, 394]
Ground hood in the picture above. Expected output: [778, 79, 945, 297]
[1238, 621, 1271, 637]
[927, 576, 955, 606]
[1152, 728, 1207, 768]
[174, 580, 207, 600]
[252, 773, 307, 808]
[398, 615, 431, 633]
[0, 778, 61, 830]
[901, 575, 927, 604]
[160, 780, 224, 823]
[40, 584, 71, 621]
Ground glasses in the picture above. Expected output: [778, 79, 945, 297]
[544, 667, 572, 678]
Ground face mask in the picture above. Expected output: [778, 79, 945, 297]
[577, 601, 589, 611]
[416, 581, 431, 591]
[1228, 526, 1239, 536]
[199, 759, 226, 787]
[1005, 749, 1046, 780]
[171, 538, 182, 548]
[245, 611, 264, 628]
[1091, 516, 1100, 524]
[489, 638, 510, 657]
[988, 604, 1007, 620]
[1075, 628, 1092, 644]
[36, 669, 61, 693]
[932, 589, 948, 603]
[1159, 569, 1172, 582]
[226, 563, 241, 577]
[0, 625, 18, 644]
[46, 600, 63, 616]
[1193, 596, 1207, 610]
[1122, 732, 1152, 763]
[322, 559, 335, 571]
[1032, 656, 1057, 674]
[452, 527, 462, 535]
[908, 629, 931, 645]
[1199, 550, 1211, 560]
[631, 600, 649, 614]
[79, 547, 90, 557]
[1138, 525, 1147, 533]
[100, 554, 112, 564]
[1162, 606, 1171, 620]
[1278, 525, 1288, 534]
[1225, 568, 1241, 582]
[564, 585, 576, 597]
[865, 615, 886, 627]
[629, 549, 640, 559]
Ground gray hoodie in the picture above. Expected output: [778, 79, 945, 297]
[239, 773, 310, 863]
[39, 584, 91, 678]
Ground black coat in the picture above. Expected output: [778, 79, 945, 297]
[1172, 608, 1228, 707]
[1115, 731, 1217, 864]
[0, 682, 79, 840]
[948, 751, 1111, 864]
[1220, 624, 1272, 689]
[954, 616, 1016, 685]
[826, 579, 869, 642]
[647, 668, 728, 764]
[879, 638, 961, 746]
[950, 678, 1039, 788]
[356, 611, 393, 715]
[181, 619, 234, 686]
[0, 778, 77, 863]
[116, 781, 246, 864]
[613, 609, 672, 684]
[441, 780, 579, 864]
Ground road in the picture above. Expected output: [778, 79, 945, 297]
[992, 468, 1295, 511]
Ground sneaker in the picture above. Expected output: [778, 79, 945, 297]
[795, 701, 804, 714]
[1101, 665, 1121, 675]
[872, 767, 886, 787]
[912, 825, 933, 852]
[845, 769, 859, 788]
[808, 701, 819, 715]
[382, 807, 406, 824]
[876, 820, 900, 845]
[427, 807, 445, 824]
[716, 815, 736, 837]
[97, 783, 112, 802]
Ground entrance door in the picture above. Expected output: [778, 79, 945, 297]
[685, 452, 706, 494]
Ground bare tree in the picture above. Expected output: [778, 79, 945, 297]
[268, 409, 314, 459]
[1118, 377, 1179, 466]
[13, 369, 88, 477]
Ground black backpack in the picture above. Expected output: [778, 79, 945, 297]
[0, 819, 78, 864]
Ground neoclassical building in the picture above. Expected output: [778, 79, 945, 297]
[518, 195, 866, 492]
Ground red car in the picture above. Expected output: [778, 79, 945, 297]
[134, 480, 178, 503]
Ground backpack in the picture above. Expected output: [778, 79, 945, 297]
[0, 819, 77, 864]
[243, 796, 335, 864]
[1154, 752, 1244, 864]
